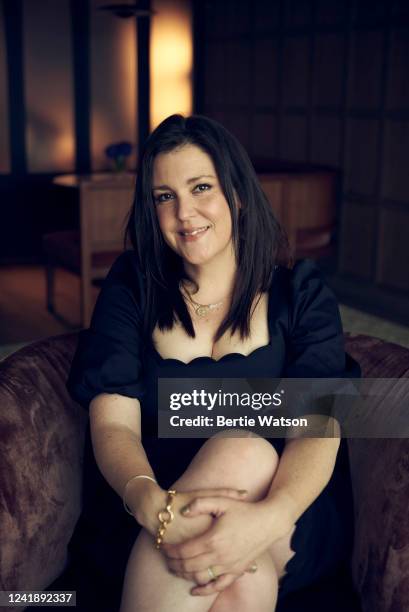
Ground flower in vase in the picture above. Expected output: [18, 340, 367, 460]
[105, 141, 133, 172]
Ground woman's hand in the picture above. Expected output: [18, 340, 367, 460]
[128, 479, 247, 539]
[160, 488, 248, 545]
[161, 496, 290, 596]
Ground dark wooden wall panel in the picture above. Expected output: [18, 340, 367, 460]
[313, 34, 344, 107]
[382, 120, 409, 202]
[377, 208, 409, 291]
[339, 201, 377, 280]
[196, 0, 409, 320]
[344, 118, 379, 196]
[348, 30, 384, 110]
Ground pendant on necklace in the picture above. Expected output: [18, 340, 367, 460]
[196, 305, 210, 317]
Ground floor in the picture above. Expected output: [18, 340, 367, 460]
[1, 264, 409, 361]
[0, 265, 95, 358]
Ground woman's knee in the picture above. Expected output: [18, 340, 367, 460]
[204, 430, 279, 474]
[176, 431, 280, 500]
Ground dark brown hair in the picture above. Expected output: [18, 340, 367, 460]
[125, 113, 291, 343]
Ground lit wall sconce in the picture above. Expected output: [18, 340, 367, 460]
[150, 0, 193, 130]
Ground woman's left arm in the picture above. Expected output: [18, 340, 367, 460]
[162, 423, 341, 596]
[266, 424, 340, 526]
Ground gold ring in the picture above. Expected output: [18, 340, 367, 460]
[246, 563, 258, 573]
[207, 566, 217, 581]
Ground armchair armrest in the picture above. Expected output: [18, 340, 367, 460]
[348, 438, 409, 612]
[0, 334, 87, 593]
[344, 334, 409, 612]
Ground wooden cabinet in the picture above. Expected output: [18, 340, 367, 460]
[257, 169, 337, 259]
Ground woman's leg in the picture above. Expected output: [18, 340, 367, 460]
[120, 433, 295, 612]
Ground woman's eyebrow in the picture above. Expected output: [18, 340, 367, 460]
[152, 174, 216, 190]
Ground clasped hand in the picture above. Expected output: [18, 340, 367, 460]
[160, 490, 278, 596]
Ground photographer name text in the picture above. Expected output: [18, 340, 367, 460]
[169, 415, 308, 428]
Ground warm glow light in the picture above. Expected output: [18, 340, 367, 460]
[23, 0, 75, 172]
[56, 133, 76, 165]
[150, 0, 193, 130]
[90, 1, 138, 171]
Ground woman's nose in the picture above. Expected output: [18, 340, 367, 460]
[176, 195, 196, 220]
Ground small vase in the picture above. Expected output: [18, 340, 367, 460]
[113, 156, 126, 173]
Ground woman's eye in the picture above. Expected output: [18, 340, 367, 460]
[154, 193, 173, 204]
[194, 183, 211, 193]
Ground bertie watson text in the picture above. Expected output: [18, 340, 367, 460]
[169, 414, 307, 428]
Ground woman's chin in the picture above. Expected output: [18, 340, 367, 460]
[178, 249, 214, 266]
[181, 255, 212, 266]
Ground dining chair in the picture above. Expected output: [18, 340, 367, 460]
[42, 174, 135, 328]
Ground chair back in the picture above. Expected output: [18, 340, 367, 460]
[79, 174, 135, 275]
[79, 174, 135, 325]
[257, 169, 337, 258]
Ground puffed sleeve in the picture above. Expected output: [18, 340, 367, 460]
[66, 251, 146, 410]
[281, 259, 361, 423]
[284, 259, 360, 379]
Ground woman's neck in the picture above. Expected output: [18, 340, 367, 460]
[182, 251, 237, 304]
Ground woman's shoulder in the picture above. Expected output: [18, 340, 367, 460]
[270, 258, 340, 331]
[271, 258, 328, 302]
[103, 250, 146, 298]
[106, 250, 144, 285]
[273, 258, 323, 288]
[90, 250, 146, 323]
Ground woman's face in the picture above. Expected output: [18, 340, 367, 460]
[152, 144, 234, 266]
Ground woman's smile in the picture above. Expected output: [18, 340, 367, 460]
[178, 225, 211, 241]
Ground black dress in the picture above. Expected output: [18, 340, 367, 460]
[57, 251, 360, 611]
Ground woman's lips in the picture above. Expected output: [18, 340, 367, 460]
[178, 226, 210, 242]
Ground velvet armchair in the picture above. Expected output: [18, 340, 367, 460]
[0, 332, 408, 612]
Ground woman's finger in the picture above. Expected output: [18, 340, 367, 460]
[168, 562, 225, 583]
[172, 569, 214, 586]
[162, 526, 216, 559]
[166, 553, 216, 574]
[193, 487, 248, 500]
[179, 496, 229, 519]
[190, 572, 242, 596]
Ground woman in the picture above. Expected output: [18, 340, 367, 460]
[65, 114, 359, 611]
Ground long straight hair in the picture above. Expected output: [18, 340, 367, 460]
[125, 114, 291, 345]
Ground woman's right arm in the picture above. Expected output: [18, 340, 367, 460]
[89, 392, 247, 549]
[89, 392, 166, 535]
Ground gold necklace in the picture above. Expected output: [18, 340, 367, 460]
[180, 282, 225, 318]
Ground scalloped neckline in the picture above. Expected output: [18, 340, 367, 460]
[150, 342, 273, 366]
[150, 275, 277, 366]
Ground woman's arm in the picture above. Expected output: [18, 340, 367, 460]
[89, 392, 166, 534]
[263, 423, 341, 530]
[89, 393, 248, 539]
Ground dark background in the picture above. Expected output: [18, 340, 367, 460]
[1, 0, 408, 325]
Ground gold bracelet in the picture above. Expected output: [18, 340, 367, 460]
[123, 474, 158, 516]
[155, 489, 177, 549]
